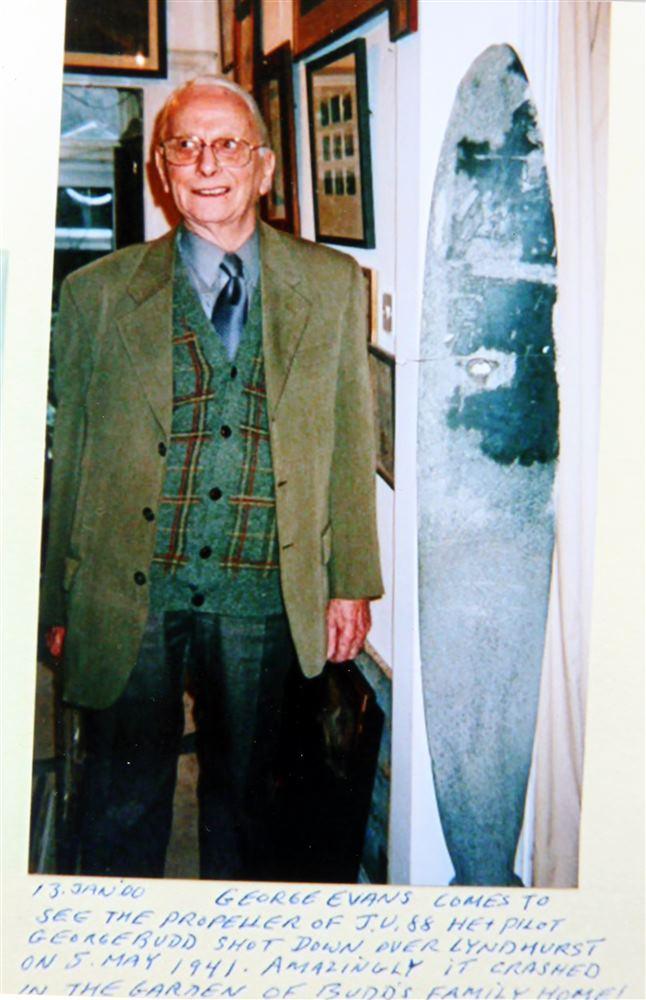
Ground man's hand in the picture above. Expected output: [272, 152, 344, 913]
[326, 599, 371, 663]
[45, 626, 66, 662]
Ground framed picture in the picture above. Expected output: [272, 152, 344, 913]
[64, 0, 167, 78]
[306, 39, 375, 248]
[294, 0, 417, 58]
[233, 0, 260, 94]
[368, 344, 395, 488]
[219, 0, 236, 75]
[257, 45, 301, 234]
[361, 267, 378, 343]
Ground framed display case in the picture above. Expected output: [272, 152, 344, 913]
[306, 39, 375, 248]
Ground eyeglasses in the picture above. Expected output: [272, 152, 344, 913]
[159, 135, 266, 167]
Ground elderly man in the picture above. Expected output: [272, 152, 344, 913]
[41, 76, 382, 880]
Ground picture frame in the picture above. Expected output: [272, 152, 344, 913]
[219, 0, 236, 75]
[294, 0, 417, 58]
[257, 44, 301, 234]
[368, 344, 395, 488]
[361, 267, 378, 343]
[64, 0, 167, 78]
[233, 0, 260, 95]
[306, 39, 375, 248]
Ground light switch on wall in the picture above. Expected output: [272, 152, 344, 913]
[382, 293, 393, 333]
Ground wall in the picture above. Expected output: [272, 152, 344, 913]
[262, 0, 293, 52]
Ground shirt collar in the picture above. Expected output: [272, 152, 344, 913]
[178, 225, 260, 291]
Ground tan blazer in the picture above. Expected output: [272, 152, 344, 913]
[41, 222, 383, 709]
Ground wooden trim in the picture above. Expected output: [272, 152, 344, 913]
[368, 343, 395, 487]
[293, 0, 416, 58]
[257, 43, 301, 234]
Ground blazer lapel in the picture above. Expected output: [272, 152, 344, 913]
[116, 231, 175, 438]
[259, 222, 311, 420]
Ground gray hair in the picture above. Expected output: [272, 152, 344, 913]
[157, 75, 270, 147]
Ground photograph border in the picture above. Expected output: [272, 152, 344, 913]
[2, 2, 645, 996]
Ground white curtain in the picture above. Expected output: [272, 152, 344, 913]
[532, 0, 610, 887]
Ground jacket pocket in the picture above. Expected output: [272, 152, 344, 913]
[321, 523, 332, 565]
[63, 556, 82, 592]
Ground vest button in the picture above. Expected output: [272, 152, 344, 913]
[220, 425, 232, 438]
[158, 442, 167, 457]
[199, 546, 212, 559]
[142, 507, 155, 522]
[209, 487, 222, 501]
[134, 571, 147, 586]
[230, 365, 238, 379]
[192, 593, 205, 607]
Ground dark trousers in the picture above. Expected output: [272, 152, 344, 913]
[79, 610, 296, 879]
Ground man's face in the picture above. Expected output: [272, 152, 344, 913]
[155, 86, 275, 243]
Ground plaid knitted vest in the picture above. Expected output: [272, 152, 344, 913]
[148, 254, 284, 616]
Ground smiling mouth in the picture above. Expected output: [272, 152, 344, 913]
[192, 186, 229, 197]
